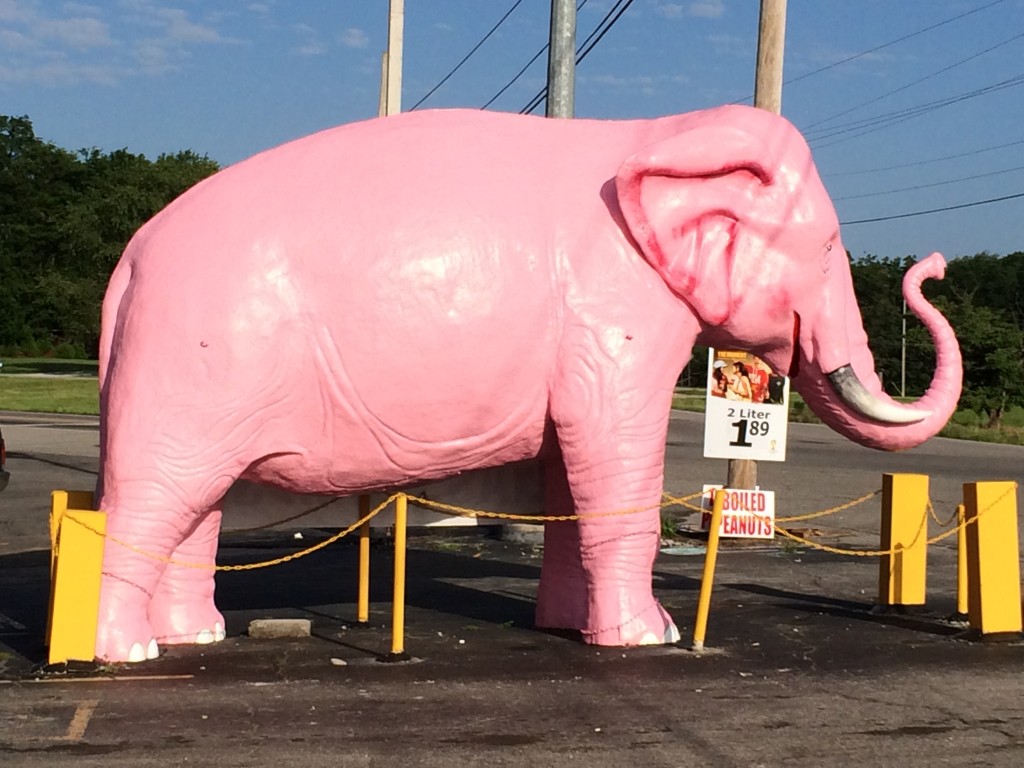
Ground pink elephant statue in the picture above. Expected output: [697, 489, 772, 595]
[95, 105, 961, 662]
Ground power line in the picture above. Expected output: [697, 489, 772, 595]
[482, 0, 591, 111]
[786, 0, 1008, 88]
[729, 0, 1009, 107]
[833, 164, 1024, 202]
[840, 191, 1024, 226]
[804, 29, 1024, 131]
[409, 0, 526, 111]
[808, 72, 1024, 149]
[828, 138, 1024, 177]
[520, 0, 636, 115]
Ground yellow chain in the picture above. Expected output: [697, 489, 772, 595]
[406, 491, 707, 522]
[776, 490, 880, 523]
[57, 483, 1015, 569]
[926, 499, 959, 528]
[63, 493, 397, 572]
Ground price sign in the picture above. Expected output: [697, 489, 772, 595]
[703, 349, 789, 462]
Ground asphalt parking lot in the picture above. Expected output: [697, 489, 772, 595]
[1, 411, 1023, 766]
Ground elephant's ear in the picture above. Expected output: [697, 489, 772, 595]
[616, 124, 775, 326]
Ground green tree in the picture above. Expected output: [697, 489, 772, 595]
[0, 114, 218, 356]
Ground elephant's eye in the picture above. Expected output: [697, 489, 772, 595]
[821, 243, 833, 273]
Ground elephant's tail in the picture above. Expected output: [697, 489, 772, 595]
[98, 254, 134, 397]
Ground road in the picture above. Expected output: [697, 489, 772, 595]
[2, 409, 1022, 553]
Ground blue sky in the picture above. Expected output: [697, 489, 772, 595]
[2, 0, 1023, 260]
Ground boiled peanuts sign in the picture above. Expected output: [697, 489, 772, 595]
[701, 485, 776, 539]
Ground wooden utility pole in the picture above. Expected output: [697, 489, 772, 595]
[728, 0, 787, 491]
[753, 0, 787, 114]
[546, 0, 577, 118]
[381, 0, 404, 116]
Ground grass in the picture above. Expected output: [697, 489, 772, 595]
[0, 376, 99, 414]
[672, 388, 1024, 446]
[2, 363, 1023, 446]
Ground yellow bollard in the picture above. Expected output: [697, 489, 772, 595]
[357, 494, 371, 625]
[877, 473, 929, 609]
[956, 504, 969, 618]
[963, 481, 1021, 637]
[47, 490, 106, 665]
[692, 489, 725, 651]
[386, 492, 409, 660]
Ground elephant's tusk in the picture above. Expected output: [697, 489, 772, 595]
[827, 365, 930, 425]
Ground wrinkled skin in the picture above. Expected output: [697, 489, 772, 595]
[95, 105, 961, 662]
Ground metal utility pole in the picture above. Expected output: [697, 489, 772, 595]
[901, 298, 907, 398]
[380, 0, 404, 116]
[728, 0, 787, 492]
[546, 0, 577, 118]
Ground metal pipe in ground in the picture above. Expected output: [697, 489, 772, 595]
[692, 489, 726, 651]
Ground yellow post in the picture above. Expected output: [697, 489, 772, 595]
[357, 494, 371, 625]
[692, 489, 725, 651]
[963, 481, 1021, 636]
[877, 473, 929, 608]
[47, 491, 106, 664]
[47, 490, 97, 645]
[956, 504, 969, 618]
[389, 492, 408, 658]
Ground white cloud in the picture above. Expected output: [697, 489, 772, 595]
[296, 40, 326, 57]
[656, 1, 724, 20]
[656, 4, 684, 19]
[0, 58, 123, 86]
[707, 32, 750, 58]
[689, 0, 725, 18]
[339, 26, 367, 49]
[62, 2, 103, 15]
[291, 22, 326, 56]
[0, 0, 35, 24]
[0, 27, 33, 50]
[0, 0, 239, 86]
[155, 8, 226, 44]
[37, 17, 112, 49]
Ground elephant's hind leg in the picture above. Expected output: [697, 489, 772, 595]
[148, 507, 226, 646]
[535, 450, 589, 632]
[96, 487, 196, 663]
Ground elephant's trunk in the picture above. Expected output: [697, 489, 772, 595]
[794, 253, 962, 451]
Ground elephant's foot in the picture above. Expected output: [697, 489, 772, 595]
[95, 587, 161, 663]
[147, 507, 225, 646]
[149, 594, 226, 646]
[581, 599, 680, 647]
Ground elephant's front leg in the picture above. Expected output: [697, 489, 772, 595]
[547, 385, 680, 647]
[148, 507, 226, 646]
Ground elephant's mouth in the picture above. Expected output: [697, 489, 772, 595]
[787, 313, 802, 379]
[788, 311, 924, 425]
